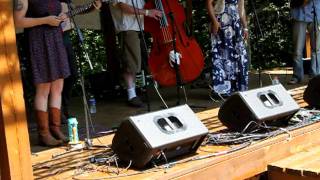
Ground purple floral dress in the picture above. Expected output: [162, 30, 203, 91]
[210, 0, 248, 96]
[27, 0, 70, 84]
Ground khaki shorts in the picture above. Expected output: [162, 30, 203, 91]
[119, 31, 141, 74]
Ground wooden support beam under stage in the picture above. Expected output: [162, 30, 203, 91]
[0, 0, 34, 179]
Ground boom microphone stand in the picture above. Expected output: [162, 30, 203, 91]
[139, 33, 151, 112]
[66, 1, 94, 148]
[165, 1, 203, 108]
[132, 0, 170, 111]
[168, 12, 184, 105]
[249, 0, 264, 87]
[131, 0, 151, 112]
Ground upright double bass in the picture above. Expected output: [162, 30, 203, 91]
[144, 0, 204, 87]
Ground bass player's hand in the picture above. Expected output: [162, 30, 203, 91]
[145, 9, 162, 21]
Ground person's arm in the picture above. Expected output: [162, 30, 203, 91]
[116, 2, 162, 20]
[58, 0, 102, 27]
[92, 0, 102, 10]
[238, 0, 248, 40]
[206, 0, 220, 35]
[76, 0, 102, 14]
[13, 0, 62, 28]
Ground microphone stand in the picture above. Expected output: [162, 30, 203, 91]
[249, 0, 264, 87]
[166, 3, 206, 109]
[130, 0, 151, 112]
[137, 32, 151, 112]
[66, 2, 94, 148]
[168, 12, 183, 105]
[145, 0, 205, 109]
[131, 0, 171, 111]
[51, 1, 109, 159]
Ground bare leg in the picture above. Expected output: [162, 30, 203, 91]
[124, 72, 135, 89]
[34, 82, 51, 111]
[49, 79, 64, 109]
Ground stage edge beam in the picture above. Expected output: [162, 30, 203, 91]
[153, 122, 320, 180]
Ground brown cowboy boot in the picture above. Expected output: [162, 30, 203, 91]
[49, 107, 69, 143]
[35, 110, 62, 146]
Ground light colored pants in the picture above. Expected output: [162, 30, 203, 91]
[119, 31, 142, 74]
[292, 21, 320, 81]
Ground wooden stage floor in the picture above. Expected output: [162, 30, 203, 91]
[30, 85, 320, 180]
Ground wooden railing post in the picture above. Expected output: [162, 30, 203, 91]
[0, 0, 34, 179]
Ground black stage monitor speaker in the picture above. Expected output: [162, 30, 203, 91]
[218, 84, 300, 132]
[304, 75, 320, 108]
[111, 105, 208, 168]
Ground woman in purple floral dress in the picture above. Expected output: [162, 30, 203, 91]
[14, 0, 70, 146]
[207, 0, 249, 98]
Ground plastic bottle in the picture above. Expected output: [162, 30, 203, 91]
[68, 117, 79, 144]
[272, 76, 280, 85]
[88, 96, 96, 114]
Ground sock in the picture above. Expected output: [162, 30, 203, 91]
[127, 87, 137, 100]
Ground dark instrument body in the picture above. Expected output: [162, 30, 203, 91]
[144, 0, 204, 87]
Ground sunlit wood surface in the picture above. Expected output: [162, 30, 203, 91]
[0, 0, 33, 179]
[268, 146, 320, 180]
[31, 86, 320, 180]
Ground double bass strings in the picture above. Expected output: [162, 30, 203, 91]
[155, 0, 169, 42]
[155, 0, 172, 43]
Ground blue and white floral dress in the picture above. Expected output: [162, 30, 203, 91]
[210, 0, 248, 96]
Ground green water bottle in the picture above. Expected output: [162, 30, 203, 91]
[68, 117, 79, 144]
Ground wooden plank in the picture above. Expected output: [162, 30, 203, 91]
[286, 152, 320, 176]
[268, 146, 320, 175]
[0, 104, 10, 180]
[302, 159, 320, 177]
[269, 170, 319, 180]
[157, 123, 320, 180]
[268, 146, 320, 177]
[197, 107, 225, 132]
[0, 0, 34, 179]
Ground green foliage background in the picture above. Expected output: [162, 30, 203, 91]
[17, 0, 294, 79]
[72, 0, 294, 75]
[246, 0, 292, 69]
[191, 0, 293, 71]
[71, 30, 107, 75]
